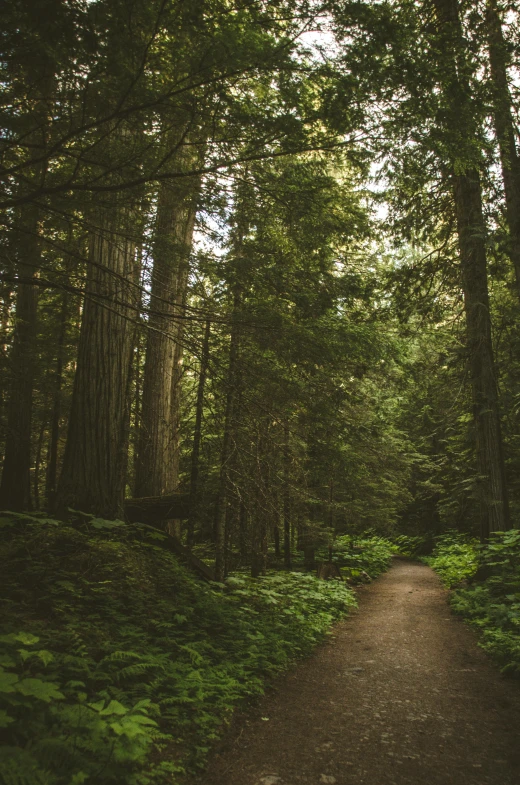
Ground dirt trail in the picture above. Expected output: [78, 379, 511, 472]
[195, 559, 520, 785]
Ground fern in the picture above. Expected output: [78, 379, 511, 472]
[0, 747, 53, 785]
[0, 513, 362, 784]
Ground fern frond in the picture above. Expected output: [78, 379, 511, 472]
[0, 747, 53, 785]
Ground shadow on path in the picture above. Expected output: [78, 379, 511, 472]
[193, 560, 520, 785]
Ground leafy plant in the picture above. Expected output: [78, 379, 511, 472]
[423, 532, 479, 587]
[0, 513, 359, 784]
[319, 535, 396, 583]
[427, 530, 520, 676]
[392, 534, 431, 558]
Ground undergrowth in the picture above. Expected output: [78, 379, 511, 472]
[425, 530, 520, 676]
[0, 512, 362, 785]
[423, 532, 479, 587]
[322, 535, 396, 581]
[392, 533, 432, 558]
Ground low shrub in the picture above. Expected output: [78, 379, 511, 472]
[319, 535, 395, 582]
[423, 531, 479, 587]
[392, 533, 431, 558]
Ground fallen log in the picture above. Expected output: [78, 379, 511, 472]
[125, 493, 191, 524]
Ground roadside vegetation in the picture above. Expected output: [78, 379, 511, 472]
[0, 513, 395, 785]
[424, 532, 520, 676]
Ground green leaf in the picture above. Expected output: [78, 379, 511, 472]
[0, 670, 19, 693]
[0, 632, 40, 647]
[133, 699, 152, 712]
[87, 699, 106, 712]
[100, 699, 128, 716]
[69, 773, 89, 785]
[0, 709, 14, 728]
[16, 678, 64, 702]
[36, 650, 54, 666]
[14, 632, 40, 646]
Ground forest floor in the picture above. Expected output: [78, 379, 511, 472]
[190, 558, 520, 785]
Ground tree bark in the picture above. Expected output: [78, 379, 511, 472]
[432, 0, 510, 538]
[0, 209, 40, 510]
[56, 205, 140, 519]
[283, 422, 291, 568]
[187, 318, 211, 546]
[46, 290, 68, 509]
[215, 291, 241, 581]
[486, 0, 520, 298]
[453, 173, 510, 537]
[134, 179, 197, 498]
[165, 313, 188, 539]
[33, 418, 46, 509]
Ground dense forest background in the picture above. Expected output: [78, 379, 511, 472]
[2, 0, 520, 580]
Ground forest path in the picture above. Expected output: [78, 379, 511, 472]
[194, 559, 520, 785]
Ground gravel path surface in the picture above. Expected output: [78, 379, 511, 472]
[195, 559, 520, 785]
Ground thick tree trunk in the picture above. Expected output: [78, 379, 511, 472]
[433, 0, 510, 538]
[56, 206, 140, 519]
[134, 180, 197, 498]
[0, 210, 39, 510]
[187, 318, 211, 546]
[453, 173, 510, 537]
[486, 0, 520, 298]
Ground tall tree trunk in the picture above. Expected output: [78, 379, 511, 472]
[165, 337, 186, 539]
[454, 173, 510, 537]
[433, 0, 510, 538]
[187, 318, 211, 546]
[129, 317, 143, 496]
[486, 0, 520, 298]
[283, 422, 291, 568]
[239, 499, 248, 564]
[215, 291, 241, 581]
[56, 205, 140, 519]
[0, 283, 12, 434]
[0, 209, 40, 510]
[134, 179, 197, 498]
[46, 290, 68, 509]
[273, 519, 281, 558]
[33, 418, 46, 509]
[255, 428, 269, 577]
